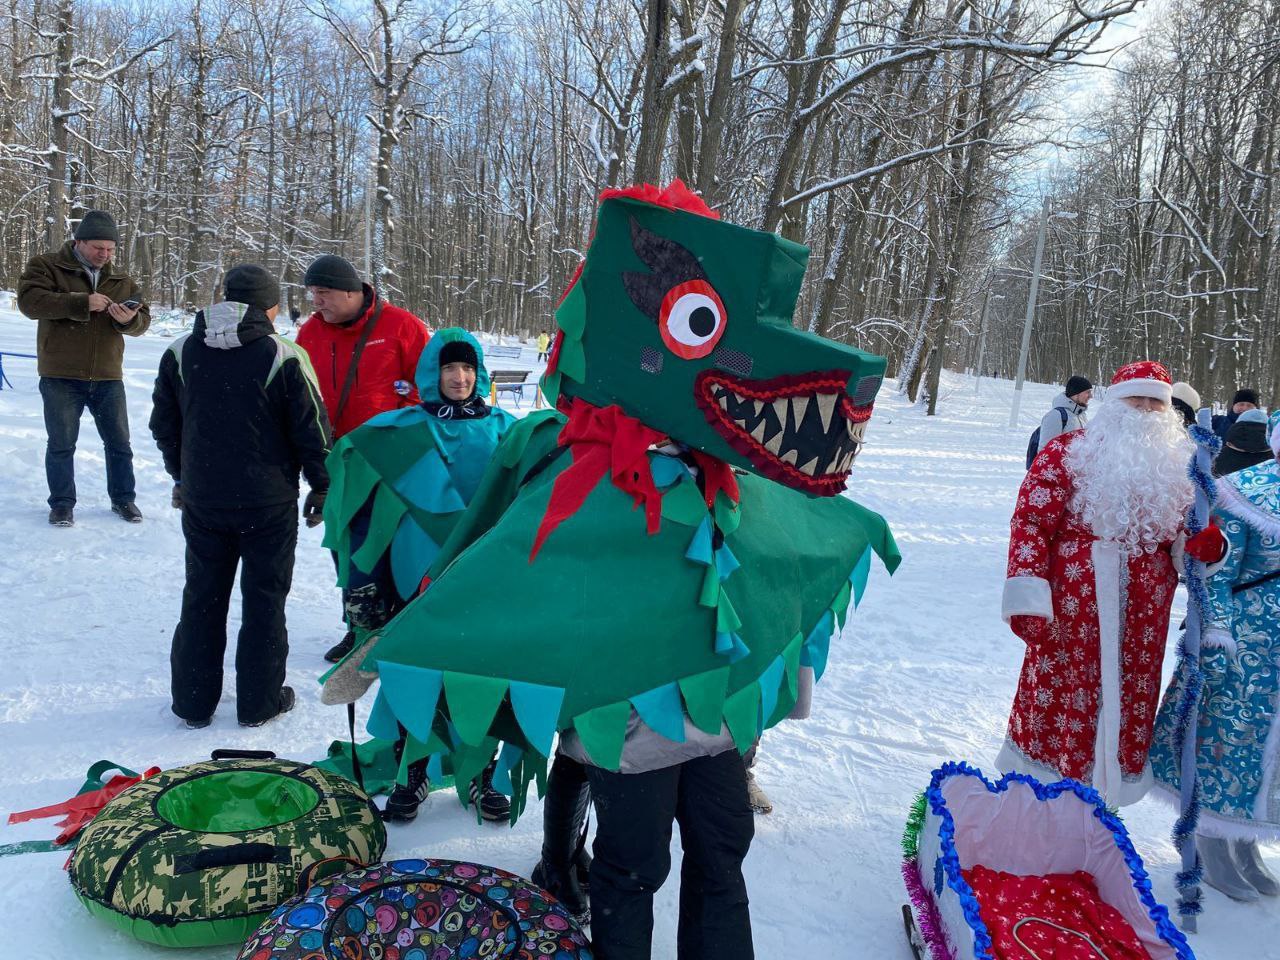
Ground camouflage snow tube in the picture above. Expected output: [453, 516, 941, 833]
[69, 756, 386, 948]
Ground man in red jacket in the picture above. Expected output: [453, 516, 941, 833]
[296, 254, 430, 661]
[296, 255, 430, 439]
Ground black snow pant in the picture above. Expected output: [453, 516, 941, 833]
[585, 748, 755, 960]
[170, 501, 297, 725]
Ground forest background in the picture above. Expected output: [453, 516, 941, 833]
[2, 0, 1275, 411]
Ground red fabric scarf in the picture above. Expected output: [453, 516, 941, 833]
[529, 399, 739, 560]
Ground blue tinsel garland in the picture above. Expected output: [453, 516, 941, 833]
[1170, 422, 1220, 922]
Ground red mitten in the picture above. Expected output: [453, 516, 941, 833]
[1186, 521, 1227, 563]
[1009, 615, 1049, 646]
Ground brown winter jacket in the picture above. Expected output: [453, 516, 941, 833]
[18, 241, 151, 380]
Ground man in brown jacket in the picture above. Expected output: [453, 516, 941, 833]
[18, 210, 151, 526]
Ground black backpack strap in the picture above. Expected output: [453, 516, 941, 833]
[1059, 406, 1070, 428]
[1232, 568, 1280, 595]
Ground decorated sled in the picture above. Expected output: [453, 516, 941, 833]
[69, 751, 385, 948]
[901, 762, 1194, 960]
[237, 858, 592, 959]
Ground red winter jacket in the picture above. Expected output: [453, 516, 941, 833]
[296, 288, 431, 438]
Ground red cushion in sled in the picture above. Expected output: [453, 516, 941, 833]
[962, 864, 1151, 960]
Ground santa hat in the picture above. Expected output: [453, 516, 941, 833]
[1107, 360, 1173, 404]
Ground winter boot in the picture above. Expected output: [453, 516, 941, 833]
[324, 630, 356, 664]
[467, 762, 512, 822]
[239, 686, 295, 727]
[746, 767, 773, 815]
[111, 501, 143, 523]
[1199, 835, 1261, 902]
[382, 758, 430, 822]
[1234, 839, 1280, 896]
[48, 505, 73, 526]
[530, 754, 591, 923]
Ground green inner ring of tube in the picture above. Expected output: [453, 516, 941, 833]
[155, 771, 321, 833]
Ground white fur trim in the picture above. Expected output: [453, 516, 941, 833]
[1147, 783, 1280, 842]
[1091, 540, 1127, 805]
[1254, 684, 1280, 823]
[997, 737, 1153, 807]
[1106, 378, 1173, 404]
[1001, 576, 1054, 623]
[1217, 478, 1280, 541]
[1201, 626, 1238, 655]
[997, 737, 1069, 783]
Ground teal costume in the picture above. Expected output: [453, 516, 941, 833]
[322, 327, 515, 601]
[1151, 411, 1280, 838]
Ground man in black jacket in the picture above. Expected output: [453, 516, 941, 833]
[150, 264, 331, 728]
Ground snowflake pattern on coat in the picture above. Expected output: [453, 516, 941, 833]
[1006, 433, 1182, 784]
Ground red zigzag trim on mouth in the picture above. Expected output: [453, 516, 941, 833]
[695, 369, 871, 495]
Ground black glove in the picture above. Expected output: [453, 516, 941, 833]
[171, 482, 183, 509]
[303, 488, 326, 528]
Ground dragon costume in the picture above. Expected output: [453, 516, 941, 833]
[324, 181, 900, 817]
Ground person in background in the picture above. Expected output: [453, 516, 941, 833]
[18, 210, 151, 527]
[294, 254, 430, 663]
[1213, 388, 1261, 440]
[1214, 408, 1272, 477]
[150, 264, 330, 729]
[536, 329, 551, 362]
[1171, 381, 1201, 429]
[1036, 375, 1092, 455]
[1026, 375, 1092, 470]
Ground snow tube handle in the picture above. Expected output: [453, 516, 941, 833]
[173, 843, 291, 875]
[297, 856, 366, 893]
[209, 749, 277, 761]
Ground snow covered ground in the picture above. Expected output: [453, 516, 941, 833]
[0, 309, 1274, 958]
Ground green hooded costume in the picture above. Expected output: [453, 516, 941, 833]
[324, 183, 899, 817]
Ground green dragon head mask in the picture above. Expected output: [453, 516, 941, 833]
[543, 181, 885, 495]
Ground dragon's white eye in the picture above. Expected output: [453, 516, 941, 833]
[659, 280, 727, 359]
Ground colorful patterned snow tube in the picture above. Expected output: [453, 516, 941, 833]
[69, 755, 386, 948]
[237, 858, 592, 959]
[900, 762, 1194, 960]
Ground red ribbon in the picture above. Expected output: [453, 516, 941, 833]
[8, 767, 160, 846]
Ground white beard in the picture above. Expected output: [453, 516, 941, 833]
[1064, 399, 1194, 554]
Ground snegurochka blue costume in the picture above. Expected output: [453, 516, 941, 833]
[1151, 409, 1280, 901]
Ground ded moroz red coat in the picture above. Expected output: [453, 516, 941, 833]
[999, 431, 1185, 806]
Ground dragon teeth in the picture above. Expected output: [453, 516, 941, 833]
[764, 432, 784, 455]
[798, 455, 819, 476]
[751, 421, 767, 443]
[780, 448, 799, 466]
[790, 395, 809, 429]
[816, 394, 836, 433]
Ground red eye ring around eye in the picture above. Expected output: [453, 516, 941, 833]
[658, 279, 727, 359]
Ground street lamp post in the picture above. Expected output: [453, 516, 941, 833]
[1008, 200, 1076, 428]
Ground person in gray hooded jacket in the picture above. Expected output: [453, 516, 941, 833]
[150, 264, 331, 729]
[1036, 374, 1092, 455]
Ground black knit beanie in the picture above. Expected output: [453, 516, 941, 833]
[224, 264, 281, 310]
[1064, 375, 1092, 397]
[439, 338, 478, 369]
[73, 210, 119, 243]
[304, 254, 362, 292]
[1232, 388, 1260, 407]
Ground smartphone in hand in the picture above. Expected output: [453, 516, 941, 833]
[121, 299, 141, 309]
